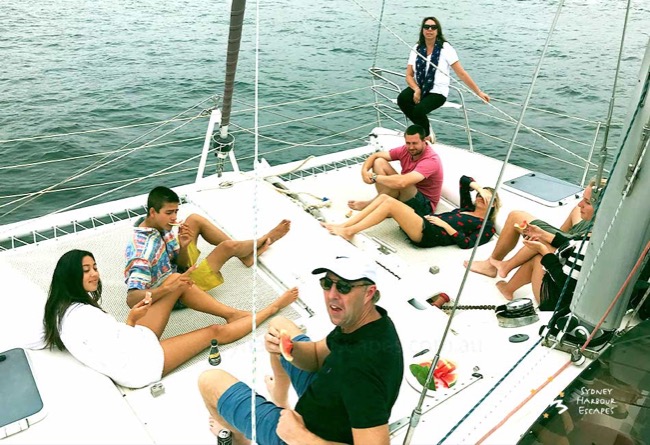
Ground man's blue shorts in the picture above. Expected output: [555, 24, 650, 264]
[217, 334, 316, 445]
[405, 190, 433, 217]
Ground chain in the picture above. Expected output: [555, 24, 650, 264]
[441, 304, 496, 311]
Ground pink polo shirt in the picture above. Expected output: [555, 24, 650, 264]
[389, 144, 443, 212]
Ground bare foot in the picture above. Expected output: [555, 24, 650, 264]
[348, 200, 370, 211]
[490, 258, 509, 279]
[266, 219, 291, 245]
[464, 259, 497, 278]
[330, 225, 354, 241]
[265, 374, 289, 408]
[271, 287, 299, 312]
[320, 222, 338, 231]
[496, 280, 515, 300]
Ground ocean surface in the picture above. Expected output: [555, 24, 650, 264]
[1, 0, 648, 225]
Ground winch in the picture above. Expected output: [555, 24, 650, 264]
[495, 298, 539, 328]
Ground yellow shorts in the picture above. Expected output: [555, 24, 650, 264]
[186, 242, 224, 292]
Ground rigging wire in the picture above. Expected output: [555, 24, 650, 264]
[0, 96, 215, 219]
[401, 1, 569, 443]
[570, 70, 649, 312]
[594, 0, 633, 196]
[370, 0, 388, 127]
[474, 241, 650, 444]
[0, 142, 207, 237]
[0, 136, 203, 173]
[250, 0, 261, 440]
[0, 115, 209, 145]
[473, 51, 650, 445]
[349, 0, 602, 173]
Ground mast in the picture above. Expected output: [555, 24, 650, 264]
[568, 40, 650, 337]
[213, 0, 247, 176]
[221, 0, 247, 136]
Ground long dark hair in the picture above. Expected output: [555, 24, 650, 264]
[417, 16, 448, 47]
[43, 249, 103, 351]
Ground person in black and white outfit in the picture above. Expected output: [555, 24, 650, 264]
[522, 233, 591, 311]
[397, 16, 490, 139]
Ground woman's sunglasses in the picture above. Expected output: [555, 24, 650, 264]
[319, 276, 368, 294]
[422, 24, 438, 31]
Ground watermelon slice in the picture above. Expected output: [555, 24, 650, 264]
[279, 329, 294, 362]
[514, 220, 529, 231]
[409, 359, 457, 390]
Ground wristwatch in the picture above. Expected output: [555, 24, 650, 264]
[371, 173, 378, 183]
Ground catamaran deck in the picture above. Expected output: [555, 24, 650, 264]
[0, 129, 592, 444]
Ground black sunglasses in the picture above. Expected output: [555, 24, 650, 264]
[422, 24, 438, 30]
[319, 276, 368, 294]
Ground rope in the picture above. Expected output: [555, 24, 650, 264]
[490, 97, 621, 126]
[230, 120, 372, 157]
[474, 241, 650, 444]
[0, 166, 196, 200]
[231, 85, 372, 113]
[436, 338, 542, 445]
[369, 0, 388, 128]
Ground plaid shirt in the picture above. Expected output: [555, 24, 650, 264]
[124, 218, 180, 290]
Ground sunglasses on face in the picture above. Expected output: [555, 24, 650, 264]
[319, 276, 368, 294]
[422, 24, 438, 30]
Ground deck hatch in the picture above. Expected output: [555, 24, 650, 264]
[502, 172, 583, 207]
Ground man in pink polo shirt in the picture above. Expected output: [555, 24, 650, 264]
[348, 124, 443, 216]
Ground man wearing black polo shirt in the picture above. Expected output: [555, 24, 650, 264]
[198, 254, 404, 445]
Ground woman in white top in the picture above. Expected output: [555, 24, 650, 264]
[43, 249, 297, 388]
[397, 16, 490, 138]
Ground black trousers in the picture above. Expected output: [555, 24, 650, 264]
[397, 87, 446, 136]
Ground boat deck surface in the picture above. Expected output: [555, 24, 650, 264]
[0, 130, 591, 444]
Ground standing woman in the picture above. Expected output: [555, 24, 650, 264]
[43, 249, 297, 388]
[397, 16, 490, 138]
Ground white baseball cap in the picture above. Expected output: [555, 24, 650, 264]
[312, 254, 377, 284]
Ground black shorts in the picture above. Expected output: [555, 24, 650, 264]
[404, 191, 432, 218]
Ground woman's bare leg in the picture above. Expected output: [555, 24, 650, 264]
[330, 196, 424, 242]
[495, 256, 536, 300]
[134, 274, 184, 337]
[334, 193, 393, 228]
[160, 324, 222, 375]
[493, 246, 537, 278]
[157, 288, 298, 375]
[530, 255, 545, 303]
[178, 283, 249, 323]
[207, 288, 299, 345]
[466, 210, 535, 277]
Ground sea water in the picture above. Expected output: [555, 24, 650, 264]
[0, 0, 648, 224]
